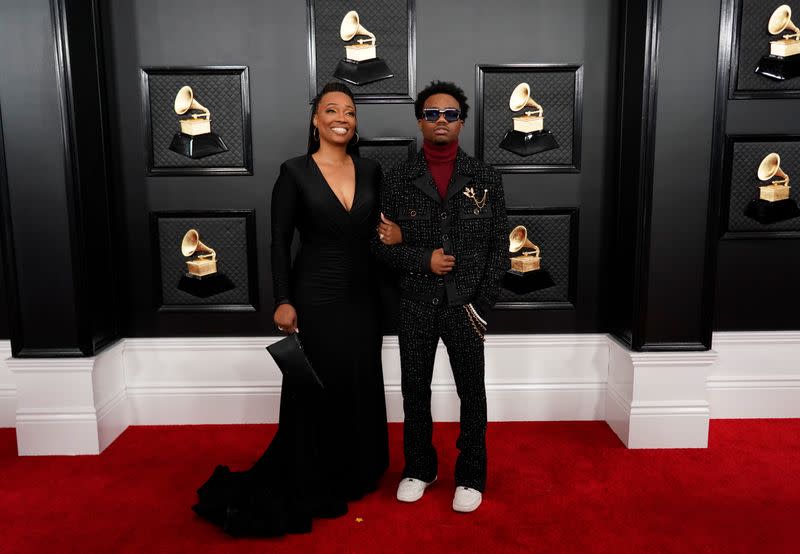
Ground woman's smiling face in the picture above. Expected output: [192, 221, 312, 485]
[313, 91, 357, 146]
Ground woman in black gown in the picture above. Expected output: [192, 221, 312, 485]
[192, 83, 401, 536]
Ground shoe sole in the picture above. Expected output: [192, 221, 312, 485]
[453, 496, 482, 513]
[396, 477, 437, 503]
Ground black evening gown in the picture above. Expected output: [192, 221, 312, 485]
[192, 155, 390, 536]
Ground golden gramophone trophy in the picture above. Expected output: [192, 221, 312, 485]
[509, 225, 541, 273]
[755, 5, 800, 81]
[333, 10, 394, 86]
[182, 229, 217, 276]
[177, 229, 235, 298]
[502, 225, 555, 294]
[499, 83, 559, 157]
[744, 153, 800, 223]
[168, 86, 229, 159]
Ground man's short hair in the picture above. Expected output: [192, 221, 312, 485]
[414, 81, 469, 121]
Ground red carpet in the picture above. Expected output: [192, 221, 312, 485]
[1, 420, 799, 553]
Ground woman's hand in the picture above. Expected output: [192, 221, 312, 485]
[377, 212, 403, 245]
[273, 303, 298, 334]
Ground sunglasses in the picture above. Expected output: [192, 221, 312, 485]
[422, 108, 461, 123]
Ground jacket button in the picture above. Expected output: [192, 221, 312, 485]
[436, 277, 444, 285]
[432, 298, 440, 305]
[440, 212, 447, 220]
[442, 234, 449, 241]
[410, 210, 417, 217]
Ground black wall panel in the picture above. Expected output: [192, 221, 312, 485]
[0, 107, 11, 341]
[0, 261, 8, 340]
[643, 0, 720, 347]
[0, 0, 82, 353]
[0, 0, 119, 356]
[105, 0, 621, 337]
[711, 0, 800, 331]
[6, 0, 767, 347]
[609, 0, 654, 346]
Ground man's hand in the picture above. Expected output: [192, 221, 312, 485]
[377, 212, 403, 245]
[273, 303, 298, 333]
[430, 248, 455, 275]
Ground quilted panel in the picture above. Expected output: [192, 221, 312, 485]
[147, 72, 245, 168]
[358, 139, 415, 172]
[497, 212, 574, 304]
[311, 0, 410, 96]
[157, 216, 252, 305]
[481, 70, 576, 166]
[735, 0, 800, 92]
[727, 140, 800, 231]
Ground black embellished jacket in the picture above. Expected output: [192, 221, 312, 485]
[371, 148, 509, 317]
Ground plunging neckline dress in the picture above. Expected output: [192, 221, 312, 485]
[192, 154, 389, 536]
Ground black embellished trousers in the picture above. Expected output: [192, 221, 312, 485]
[398, 298, 488, 492]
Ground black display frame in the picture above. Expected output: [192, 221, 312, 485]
[495, 207, 579, 310]
[150, 210, 259, 313]
[140, 66, 253, 176]
[720, 133, 800, 239]
[306, 0, 416, 104]
[357, 136, 416, 167]
[728, 0, 800, 99]
[475, 64, 584, 174]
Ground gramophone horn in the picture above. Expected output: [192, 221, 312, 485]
[509, 225, 537, 253]
[768, 5, 800, 36]
[340, 10, 376, 43]
[758, 152, 785, 181]
[509, 83, 531, 111]
[509, 82, 543, 116]
[181, 229, 216, 260]
[174, 86, 210, 118]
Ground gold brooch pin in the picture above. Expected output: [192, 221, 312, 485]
[463, 187, 488, 214]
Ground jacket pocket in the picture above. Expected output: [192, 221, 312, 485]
[459, 204, 494, 219]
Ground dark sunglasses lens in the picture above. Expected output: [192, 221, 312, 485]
[443, 109, 460, 122]
[423, 109, 439, 122]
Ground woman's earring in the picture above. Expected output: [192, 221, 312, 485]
[313, 127, 320, 142]
[351, 131, 359, 145]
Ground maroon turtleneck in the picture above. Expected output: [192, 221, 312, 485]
[423, 139, 458, 199]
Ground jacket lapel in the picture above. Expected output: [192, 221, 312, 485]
[444, 148, 475, 204]
[410, 150, 442, 203]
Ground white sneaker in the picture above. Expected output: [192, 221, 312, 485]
[452, 486, 482, 512]
[396, 476, 437, 502]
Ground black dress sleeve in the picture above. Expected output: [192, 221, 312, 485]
[270, 162, 297, 309]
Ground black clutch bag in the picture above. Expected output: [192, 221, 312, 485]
[266, 333, 324, 389]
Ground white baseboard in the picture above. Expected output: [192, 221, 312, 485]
[708, 332, 800, 418]
[606, 338, 715, 448]
[4, 331, 800, 454]
[126, 334, 609, 425]
[9, 340, 127, 455]
[15, 417, 101, 456]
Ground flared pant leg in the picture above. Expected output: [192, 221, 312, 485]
[398, 300, 487, 490]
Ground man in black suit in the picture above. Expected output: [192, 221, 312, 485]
[372, 81, 508, 513]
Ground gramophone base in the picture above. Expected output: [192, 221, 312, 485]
[502, 269, 555, 295]
[177, 272, 236, 298]
[169, 133, 229, 159]
[744, 198, 800, 224]
[499, 129, 559, 157]
[755, 54, 800, 81]
[334, 58, 394, 86]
